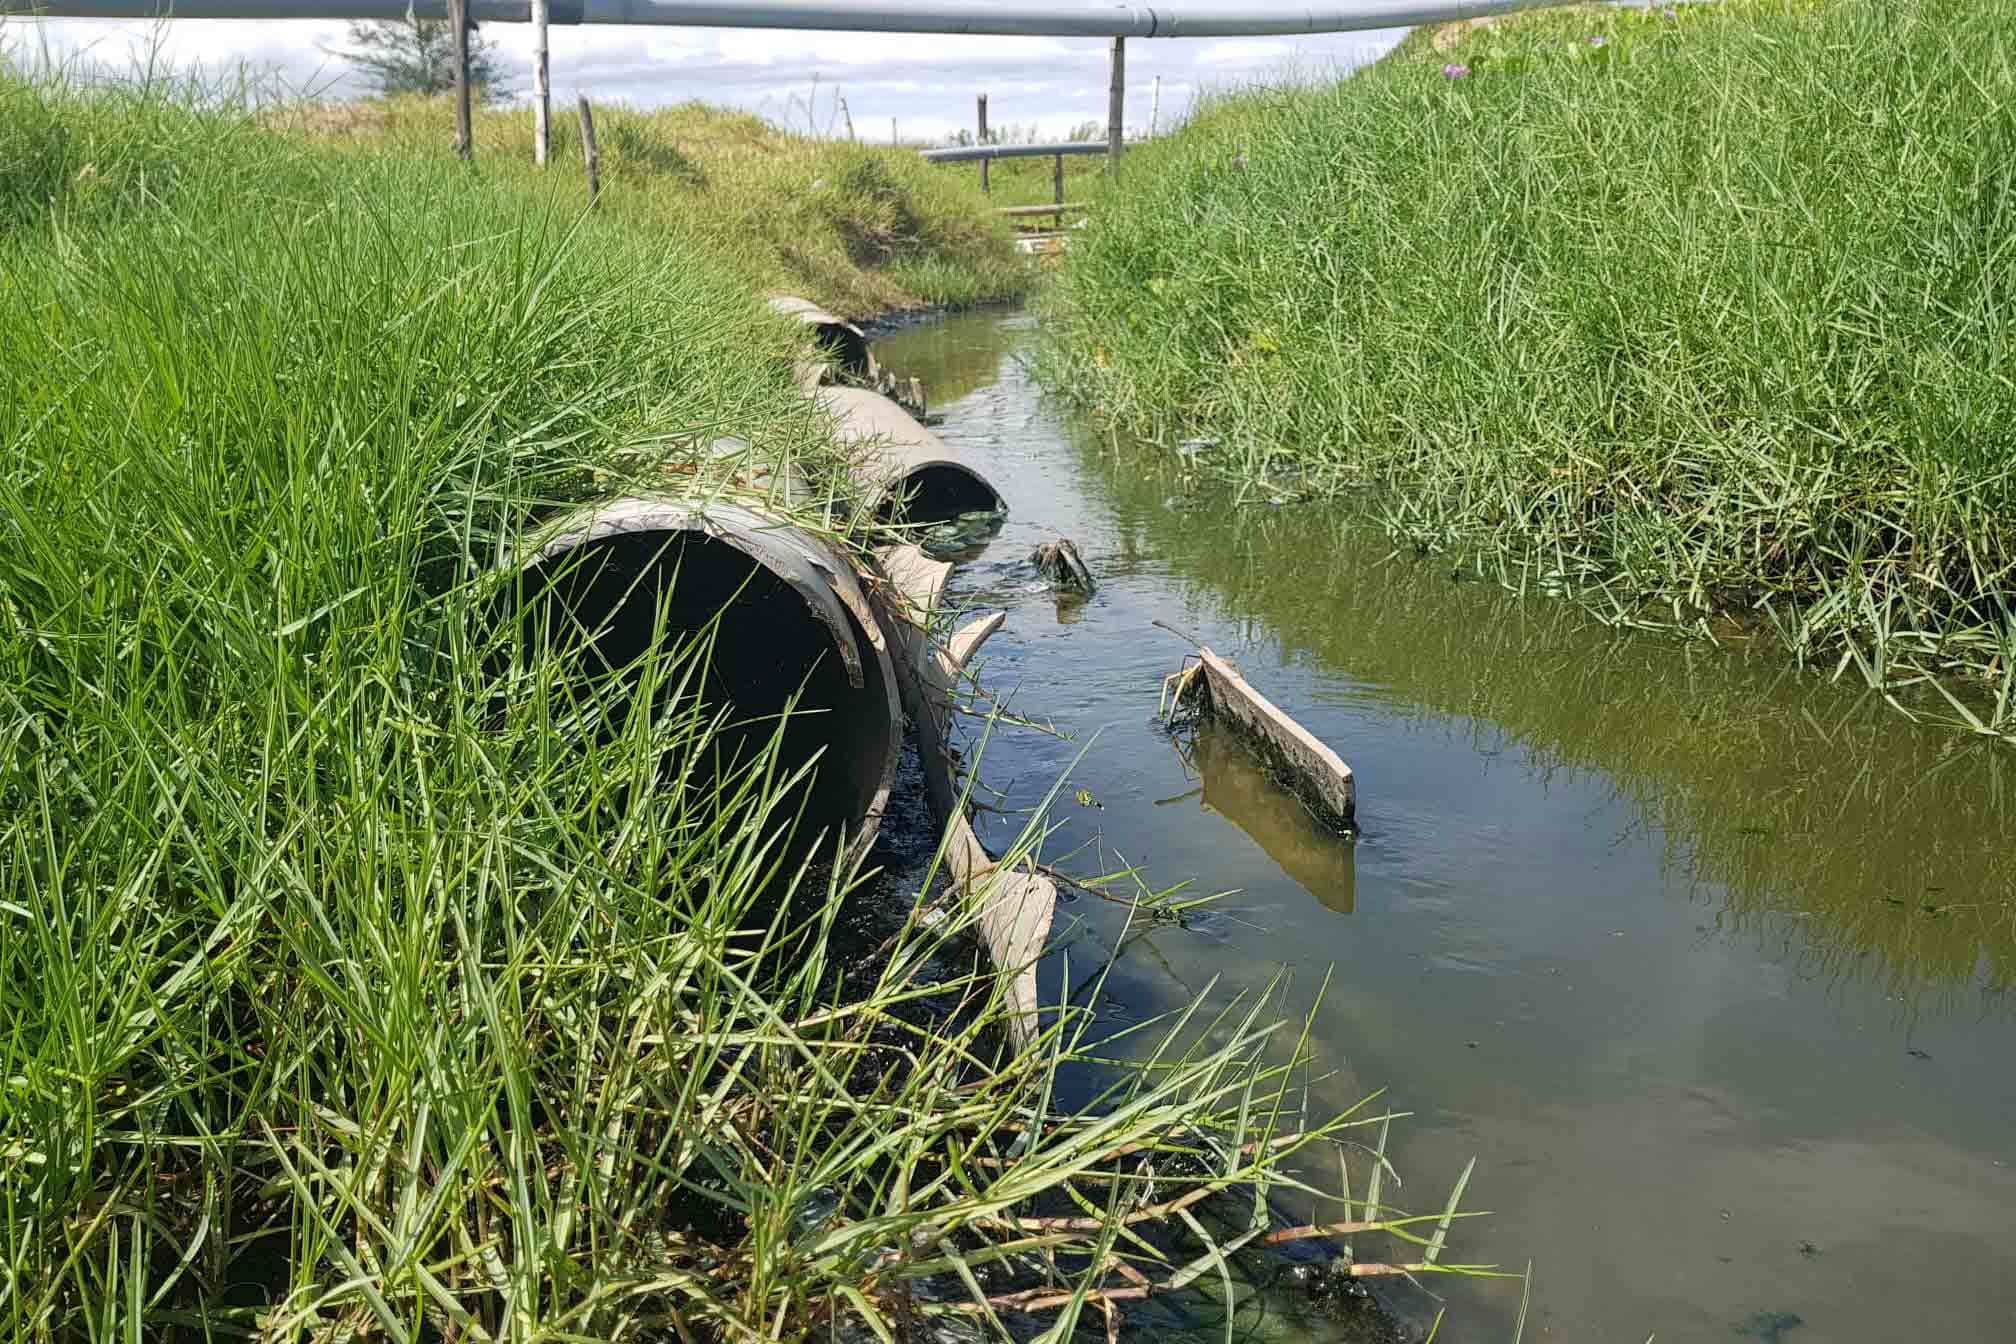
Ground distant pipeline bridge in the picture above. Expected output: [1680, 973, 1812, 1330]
[12, 1, 1556, 208]
[11, 3, 1558, 36]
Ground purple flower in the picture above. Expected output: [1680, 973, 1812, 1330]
[1587, 35, 1608, 48]
[1442, 62, 1470, 80]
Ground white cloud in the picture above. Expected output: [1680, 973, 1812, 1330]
[3, 14, 1410, 139]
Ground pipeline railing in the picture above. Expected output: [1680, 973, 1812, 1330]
[919, 141, 1111, 164]
[16, 2, 1561, 36]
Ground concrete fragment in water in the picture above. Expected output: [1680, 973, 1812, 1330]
[1029, 537, 1096, 595]
[874, 542, 1055, 1045]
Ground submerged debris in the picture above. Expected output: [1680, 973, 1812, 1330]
[921, 508, 1007, 558]
[1030, 537, 1097, 595]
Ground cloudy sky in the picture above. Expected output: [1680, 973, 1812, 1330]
[5, 9, 1409, 141]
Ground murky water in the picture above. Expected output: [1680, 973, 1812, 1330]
[870, 309, 2016, 1343]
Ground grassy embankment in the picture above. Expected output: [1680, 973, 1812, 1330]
[1042, 0, 2016, 739]
[277, 93, 1029, 316]
[945, 151, 1111, 214]
[0, 75, 1491, 1339]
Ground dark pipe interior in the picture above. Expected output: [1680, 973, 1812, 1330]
[876, 464, 1007, 527]
[513, 530, 891, 860]
[813, 322, 873, 381]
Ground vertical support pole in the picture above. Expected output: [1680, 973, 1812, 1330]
[1107, 36, 1125, 177]
[891, 117, 899, 145]
[531, 0, 550, 166]
[1151, 74, 1161, 138]
[1054, 152, 1064, 207]
[450, 0, 472, 161]
[977, 93, 989, 195]
[577, 96, 601, 208]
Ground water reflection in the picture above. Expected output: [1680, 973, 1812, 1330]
[1175, 722, 1358, 914]
[868, 306, 1022, 409]
[1082, 481, 2016, 1014]
[871, 311, 2016, 1344]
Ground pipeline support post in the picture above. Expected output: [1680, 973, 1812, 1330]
[577, 96, 601, 205]
[1107, 35, 1125, 176]
[1054, 152, 1063, 205]
[532, 0, 550, 165]
[449, 0, 472, 159]
[977, 92, 989, 194]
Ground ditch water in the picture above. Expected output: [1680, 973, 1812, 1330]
[868, 309, 2016, 1343]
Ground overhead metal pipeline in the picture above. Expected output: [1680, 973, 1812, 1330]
[921, 142, 1110, 164]
[15, 1, 1561, 37]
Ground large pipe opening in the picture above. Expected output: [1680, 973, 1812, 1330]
[816, 385, 1008, 527]
[507, 502, 898, 867]
[769, 297, 874, 382]
[876, 462, 1005, 527]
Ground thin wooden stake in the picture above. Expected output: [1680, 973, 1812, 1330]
[576, 96, 601, 208]
[1107, 35, 1125, 176]
[531, 0, 551, 165]
[1054, 152, 1064, 206]
[977, 92, 990, 194]
[449, 0, 472, 160]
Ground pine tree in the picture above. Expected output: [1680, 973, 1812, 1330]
[336, 16, 512, 102]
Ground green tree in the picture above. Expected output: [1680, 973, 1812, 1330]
[335, 16, 512, 102]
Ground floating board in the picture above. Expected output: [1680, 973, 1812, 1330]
[1177, 646, 1355, 831]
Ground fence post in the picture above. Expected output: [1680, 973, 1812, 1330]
[1150, 74, 1161, 138]
[977, 93, 989, 195]
[1107, 36, 1125, 176]
[1054, 152, 1064, 207]
[531, 0, 550, 165]
[577, 96, 601, 207]
[450, 0, 472, 160]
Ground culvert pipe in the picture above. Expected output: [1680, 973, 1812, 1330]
[768, 296, 875, 385]
[817, 385, 1007, 527]
[506, 495, 900, 868]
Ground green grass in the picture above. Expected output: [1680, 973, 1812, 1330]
[0, 72, 1496, 1339]
[1041, 0, 2016, 739]
[948, 150, 1112, 213]
[272, 93, 1030, 318]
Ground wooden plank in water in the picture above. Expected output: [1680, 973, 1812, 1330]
[1188, 647, 1356, 830]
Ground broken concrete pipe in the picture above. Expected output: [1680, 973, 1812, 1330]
[768, 295, 875, 386]
[874, 543, 1055, 1048]
[504, 494, 901, 869]
[817, 384, 1007, 527]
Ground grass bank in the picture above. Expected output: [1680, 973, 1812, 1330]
[933, 148, 1111, 213]
[0, 74, 1492, 1339]
[1041, 0, 2016, 739]
[273, 93, 1029, 317]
